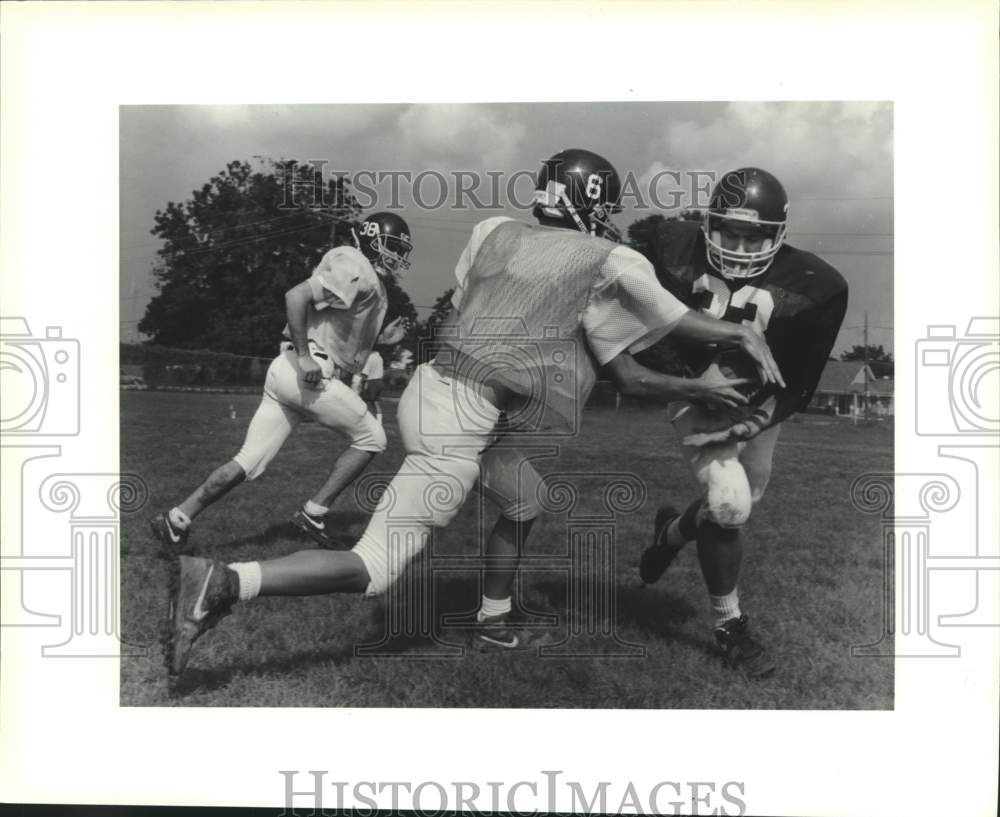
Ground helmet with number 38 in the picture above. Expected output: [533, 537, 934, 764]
[354, 211, 413, 276]
[532, 148, 623, 242]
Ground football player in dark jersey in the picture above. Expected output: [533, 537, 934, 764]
[636, 167, 848, 679]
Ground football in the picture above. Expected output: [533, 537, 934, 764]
[633, 338, 765, 404]
[685, 348, 767, 433]
[709, 347, 765, 404]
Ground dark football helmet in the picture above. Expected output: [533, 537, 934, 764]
[532, 148, 623, 242]
[354, 212, 413, 276]
[703, 167, 788, 279]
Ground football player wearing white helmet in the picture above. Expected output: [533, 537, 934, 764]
[149, 213, 412, 554]
[636, 167, 848, 679]
[162, 150, 785, 677]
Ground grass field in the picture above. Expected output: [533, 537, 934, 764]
[121, 389, 893, 709]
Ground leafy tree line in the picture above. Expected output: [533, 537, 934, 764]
[138, 158, 416, 358]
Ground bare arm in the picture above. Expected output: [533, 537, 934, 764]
[605, 351, 748, 409]
[671, 312, 785, 388]
[284, 280, 323, 388]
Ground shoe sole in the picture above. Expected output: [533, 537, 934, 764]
[160, 556, 182, 677]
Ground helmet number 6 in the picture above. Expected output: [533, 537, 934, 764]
[585, 173, 603, 200]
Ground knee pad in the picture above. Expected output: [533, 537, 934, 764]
[499, 496, 542, 523]
[494, 469, 544, 523]
[700, 459, 752, 528]
[350, 412, 387, 453]
[352, 527, 429, 597]
[478, 447, 544, 522]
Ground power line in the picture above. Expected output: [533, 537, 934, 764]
[119, 210, 320, 252]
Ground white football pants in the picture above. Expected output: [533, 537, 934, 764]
[232, 349, 386, 480]
[352, 363, 543, 596]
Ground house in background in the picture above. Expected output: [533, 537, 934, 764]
[809, 360, 894, 417]
[119, 364, 147, 390]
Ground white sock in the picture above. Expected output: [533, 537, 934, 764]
[477, 595, 512, 622]
[228, 561, 262, 601]
[710, 589, 741, 628]
[303, 500, 328, 517]
[169, 507, 192, 530]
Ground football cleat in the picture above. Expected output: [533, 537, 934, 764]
[149, 511, 191, 556]
[713, 614, 776, 679]
[291, 507, 335, 548]
[639, 504, 685, 585]
[162, 556, 239, 677]
[470, 613, 558, 653]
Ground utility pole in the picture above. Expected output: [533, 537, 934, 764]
[863, 311, 870, 422]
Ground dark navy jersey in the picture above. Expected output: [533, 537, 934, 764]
[633, 219, 849, 425]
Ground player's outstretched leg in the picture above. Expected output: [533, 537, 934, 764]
[150, 460, 247, 556]
[161, 555, 240, 676]
[468, 515, 556, 652]
[639, 500, 700, 585]
[162, 549, 372, 677]
[291, 447, 377, 548]
[696, 519, 775, 679]
[291, 390, 386, 548]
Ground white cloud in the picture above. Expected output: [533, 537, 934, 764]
[639, 101, 892, 232]
[397, 104, 527, 169]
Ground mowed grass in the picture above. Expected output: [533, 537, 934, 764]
[121, 389, 893, 709]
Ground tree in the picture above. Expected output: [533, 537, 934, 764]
[625, 213, 668, 261]
[412, 287, 456, 364]
[840, 345, 893, 363]
[138, 158, 417, 357]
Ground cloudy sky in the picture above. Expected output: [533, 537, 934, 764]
[120, 101, 893, 355]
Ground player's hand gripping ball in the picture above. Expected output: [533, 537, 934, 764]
[690, 348, 767, 432]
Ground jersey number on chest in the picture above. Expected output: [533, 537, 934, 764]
[692, 274, 775, 334]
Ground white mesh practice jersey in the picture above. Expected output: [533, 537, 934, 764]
[453, 217, 689, 363]
[442, 217, 690, 431]
[282, 246, 388, 374]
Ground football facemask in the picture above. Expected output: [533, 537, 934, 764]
[355, 223, 413, 277]
[532, 184, 623, 243]
[703, 211, 786, 279]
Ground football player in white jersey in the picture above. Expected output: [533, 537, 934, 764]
[162, 149, 784, 676]
[149, 212, 412, 553]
